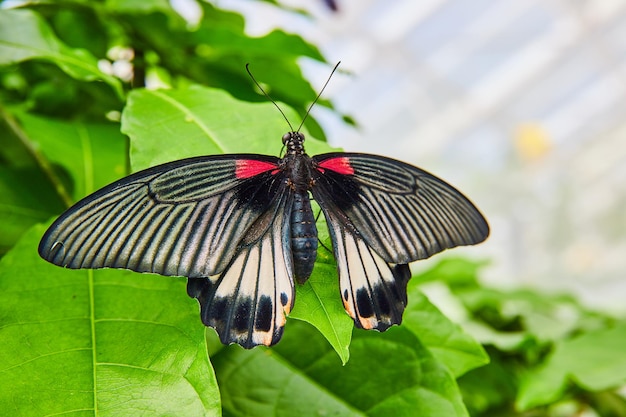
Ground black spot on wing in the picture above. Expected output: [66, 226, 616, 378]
[280, 292, 289, 306]
[374, 287, 392, 317]
[377, 264, 411, 330]
[356, 288, 374, 318]
[255, 295, 273, 332]
[352, 263, 411, 331]
[208, 298, 228, 329]
[187, 278, 227, 338]
[233, 298, 252, 332]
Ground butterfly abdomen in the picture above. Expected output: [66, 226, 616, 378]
[291, 191, 318, 284]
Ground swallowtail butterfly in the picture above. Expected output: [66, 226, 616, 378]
[39, 65, 489, 348]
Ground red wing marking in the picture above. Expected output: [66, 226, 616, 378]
[316, 157, 355, 175]
[235, 160, 279, 179]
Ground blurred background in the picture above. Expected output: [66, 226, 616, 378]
[205, 0, 626, 313]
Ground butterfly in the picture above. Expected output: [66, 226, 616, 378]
[38, 66, 489, 349]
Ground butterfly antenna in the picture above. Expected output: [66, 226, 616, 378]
[297, 61, 341, 132]
[246, 63, 294, 132]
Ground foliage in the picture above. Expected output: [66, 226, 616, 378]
[0, 1, 624, 416]
[417, 259, 626, 416]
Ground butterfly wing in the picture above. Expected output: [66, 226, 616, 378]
[39, 154, 283, 278]
[187, 187, 295, 347]
[311, 152, 489, 329]
[39, 154, 296, 347]
[320, 204, 412, 330]
[312, 153, 489, 263]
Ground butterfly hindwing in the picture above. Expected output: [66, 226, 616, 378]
[187, 188, 295, 347]
[38, 154, 281, 278]
[323, 206, 411, 330]
[312, 153, 489, 264]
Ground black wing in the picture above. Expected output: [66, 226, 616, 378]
[39, 154, 283, 278]
[39, 154, 296, 347]
[312, 153, 489, 263]
[311, 152, 489, 330]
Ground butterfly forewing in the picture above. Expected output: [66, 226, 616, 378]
[38, 154, 281, 278]
[312, 153, 489, 264]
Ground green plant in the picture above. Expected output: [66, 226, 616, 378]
[1, 2, 624, 416]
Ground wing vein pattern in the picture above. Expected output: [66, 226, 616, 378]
[187, 186, 295, 347]
[38, 155, 281, 279]
[312, 152, 488, 329]
[312, 153, 489, 264]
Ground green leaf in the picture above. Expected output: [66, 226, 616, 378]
[13, 110, 127, 200]
[213, 348, 357, 416]
[290, 262, 353, 365]
[0, 225, 220, 416]
[116, 1, 329, 139]
[105, 0, 178, 15]
[51, 8, 109, 57]
[0, 165, 63, 255]
[214, 321, 469, 417]
[517, 322, 626, 410]
[457, 351, 517, 416]
[414, 257, 487, 287]
[122, 86, 337, 171]
[403, 288, 489, 377]
[0, 9, 123, 97]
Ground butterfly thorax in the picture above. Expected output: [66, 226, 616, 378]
[280, 132, 315, 193]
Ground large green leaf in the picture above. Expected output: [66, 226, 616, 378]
[517, 323, 626, 410]
[121, 86, 336, 168]
[403, 287, 489, 377]
[0, 9, 123, 97]
[214, 321, 469, 417]
[288, 259, 353, 365]
[0, 225, 220, 416]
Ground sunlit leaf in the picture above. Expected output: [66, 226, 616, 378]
[0, 226, 220, 416]
[214, 321, 469, 417]
[404, 288, 489, 377]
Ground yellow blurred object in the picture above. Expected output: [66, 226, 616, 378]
[515, 123, 552, 161]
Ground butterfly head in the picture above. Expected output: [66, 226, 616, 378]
[282, 131, 306, 155]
